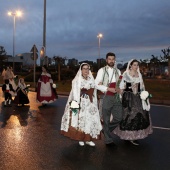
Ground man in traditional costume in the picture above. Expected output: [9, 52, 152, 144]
[95, 52, 123, 146]
[3, 67, 17, 91]
[2, 79, 15, 107]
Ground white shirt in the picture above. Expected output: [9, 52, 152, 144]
[6, 84, 10, 90]
[95, 66, 121, 92]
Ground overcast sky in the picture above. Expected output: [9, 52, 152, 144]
[1, 0, 170, 63]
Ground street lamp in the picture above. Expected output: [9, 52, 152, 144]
[38, 45, 46, 66]
[97, 33, 103, 59]
[43, 0, 46, 60]
[8, 10, 22, 72]
[97, 33, 103, 68]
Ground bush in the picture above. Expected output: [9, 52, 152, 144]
[24, 72, 41, 82]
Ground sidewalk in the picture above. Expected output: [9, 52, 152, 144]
[29, 88, 170, 105]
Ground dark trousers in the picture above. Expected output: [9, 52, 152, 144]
[4, 92, 12, 101]
[102, 95, 123, 144]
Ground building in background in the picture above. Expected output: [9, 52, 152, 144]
[97, 58, 106, 69]
[68, 58, 78, 66]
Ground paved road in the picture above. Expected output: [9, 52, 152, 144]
[0, 91, 170, 170]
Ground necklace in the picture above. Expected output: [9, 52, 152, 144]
[82, 75, 88, 80]
[130, 71, 138, 77]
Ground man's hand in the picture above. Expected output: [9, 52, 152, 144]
[107, 87, 117, 93]
[116, 88, 123, 94]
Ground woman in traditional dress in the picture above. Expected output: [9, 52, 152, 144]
[61, 63, 102, 147]
[114, 59, 153, 145]
[3, 66, 17, 91]
[36, 65, 57, 105]
[14, 78, 29, 106]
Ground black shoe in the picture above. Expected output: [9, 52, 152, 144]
[4, 105, 7, 107]
[106, 142, 117, 148]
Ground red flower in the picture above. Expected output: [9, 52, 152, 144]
[119, 75, 123, 79]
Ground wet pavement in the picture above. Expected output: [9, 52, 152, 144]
[0, 91, 170, 170]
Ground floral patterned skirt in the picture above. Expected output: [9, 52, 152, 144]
[61, 97, 102, 141]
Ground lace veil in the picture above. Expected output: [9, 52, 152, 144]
[126, 59, 150, 111]
[125, 59, 145, 90]
[18, 78, 27, 89]
[61, 63, 96, 131]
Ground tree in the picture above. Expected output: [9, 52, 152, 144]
[161, 48, 170, 78]
[0, 46, 7, 71]
[150, 55, 160, 76]
[0, 46, 6, 56]
[53, 56, 67, 81]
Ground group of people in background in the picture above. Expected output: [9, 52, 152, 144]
[2, 66, 29, 107]
[1, 65, 57, 107]
[61, 52, 153, 147]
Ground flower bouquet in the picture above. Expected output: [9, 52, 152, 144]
[52, 83, 57, 88]
[115, 75, 123, 102]
[52, 83, 58, 98]
[116, 75, 123, 89]
[69, 100, 80, 115]
[140, 90, 152, 105]
[14, 75, 18, 84]
[25, 84, 31, 93]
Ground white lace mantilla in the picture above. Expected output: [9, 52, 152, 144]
[61, 73, 102, 139]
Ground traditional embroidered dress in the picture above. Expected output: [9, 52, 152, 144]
[3, 69, 17, 93]
[114, 60, 153, 140]
[36, 72, 57, 103]
[61, 63, 102, 141]
[14, 79, 29, 105]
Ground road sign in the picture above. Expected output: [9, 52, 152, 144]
[30, 44, 38, 53]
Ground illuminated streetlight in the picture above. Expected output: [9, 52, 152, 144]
[97, 33, 103, 69]
[38, 45, 46, 66]
[97, 33, 103, 59]
[8, 10, 22, 72]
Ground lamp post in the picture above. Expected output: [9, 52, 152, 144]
[43, 0, 46, 64]
[97, 33, 103, 69]
[8, 10, 22, 72]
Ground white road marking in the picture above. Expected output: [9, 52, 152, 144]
[153, 126, 170, 130]
[151, 104, 170, 108]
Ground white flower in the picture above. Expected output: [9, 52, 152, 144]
[52, 83, 57, 88]
[70, 100, 79, 109]
[140, 91, 149, 100]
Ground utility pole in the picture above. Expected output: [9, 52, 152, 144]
[42, 0, 46, 66]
